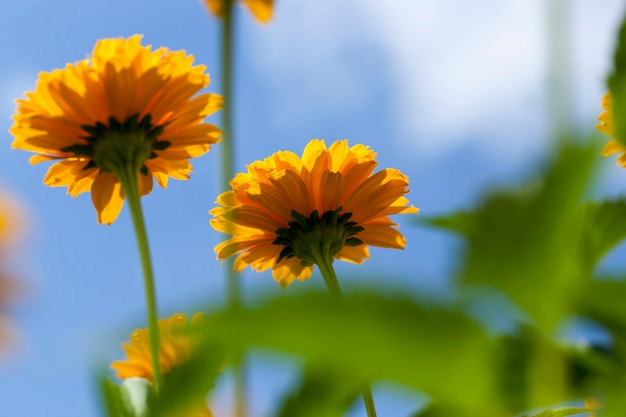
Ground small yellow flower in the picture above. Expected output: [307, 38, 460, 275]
[210, 139, 419, 288]
[11, 35, 222, 225]
[111, 313, 212, 416]
[204, 0, 273, 23]
[596, 93, 626, 166]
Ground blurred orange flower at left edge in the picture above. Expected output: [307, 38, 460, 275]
[0, 187, 30, 356]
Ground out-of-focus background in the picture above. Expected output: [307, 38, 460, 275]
[0, 1, 624, 415]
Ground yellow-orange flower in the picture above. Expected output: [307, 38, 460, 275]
[10, 35, 222, 225]
[596, 93, 626, 166]
[204, 0, 273, 23]
[112, 313, 212, 416]
[210, 139, 419, 288]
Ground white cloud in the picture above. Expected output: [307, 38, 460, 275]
[251, 0, 624, 163]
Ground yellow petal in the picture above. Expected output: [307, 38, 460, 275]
[272, 257, 313, 288]
[243, 0, 273, 23]
[601, 139, 625, 157]
[91, 173, 125, 225]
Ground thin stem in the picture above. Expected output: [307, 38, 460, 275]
[314, 247, 377, 417]
[314, 249, 342, 298]
[361, 388, 378, 417]
[221, 0, 240, 311]
[221, 1, 247, 416]
[117, 165, 162, 393]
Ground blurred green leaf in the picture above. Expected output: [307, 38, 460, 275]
[575, 199, 626, 273]
[423, 210, 474, 235]
[521, 407, 589, 417]
[607, 12, 626, 145]
[579, 279, 626, 334]
[198, 292, 497, 413]
[426, 145, 596, 330]
[409, 403, 468, 417]
[146, 346, 224, 417]
[574, 278, 626, 417]
[276, 365, 360, 417]
[98, 375, 137, 417]
[120, 378, 150, 416]
[493, 327, 592, 413]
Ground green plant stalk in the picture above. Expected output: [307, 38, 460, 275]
[314, 247, 378, 417]
[221, 1, 247, 416]
[116, 165, 163, 393]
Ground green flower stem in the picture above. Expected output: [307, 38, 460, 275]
[313, 247, 343, 298]
[314, 248, 377, 417]
[361, 388, 378, 417]
[116, 165, 163, 394]
[222, 0, 240, 310]
[221, 1, 247, 416]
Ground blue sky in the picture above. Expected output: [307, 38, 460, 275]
[0, 1, 624, 416]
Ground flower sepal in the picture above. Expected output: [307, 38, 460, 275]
[273, 207, 364, 267]
[63, 114, 170, 177]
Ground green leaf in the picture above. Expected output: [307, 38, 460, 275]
[493, 327, 591, 413]
[119, 378, 150, 416]
[411, 402, 470, 417]
[197, 291, 497, 414]
[421, 210, 474, 235]
[522, 407, 590, 417]
[575, 199, 626, 273]
[409, 403, 473, 417]
[275, 365, 361, 417]
[579, 278, 626, 334]
[146, 346, 224, 417]
[607, 12, 626, 145]
[97, 375, 137, 417]
[574, 278, 626, 417]
[434, 144, 596, 330]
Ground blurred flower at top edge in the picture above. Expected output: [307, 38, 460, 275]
[111, 313, 214, 417]
[210, 139, 419, 288]
[10, 35, 222, 225]
[204, 0, 273, 23]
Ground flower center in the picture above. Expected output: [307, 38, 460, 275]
[61, 113, 170, 176]
[272, 207, 364, 267]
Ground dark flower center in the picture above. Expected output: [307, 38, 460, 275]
[272, 207, 364, 267]
[61, 113, 170, 176]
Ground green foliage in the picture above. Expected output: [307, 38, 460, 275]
[521, 407, 590, 417]
[576, 199, 626, 273]
[576, 278, 626, 417]
[198, 292, 498, 414]
[409, 403, 470, 417]
[275, 365, 360, 417]
[608, 11, 626, 145]
[98, 376, 137, 417]
[146, 348, 224, 417]
[580, 278, 626, 334]
[427, 145, 596, 330]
